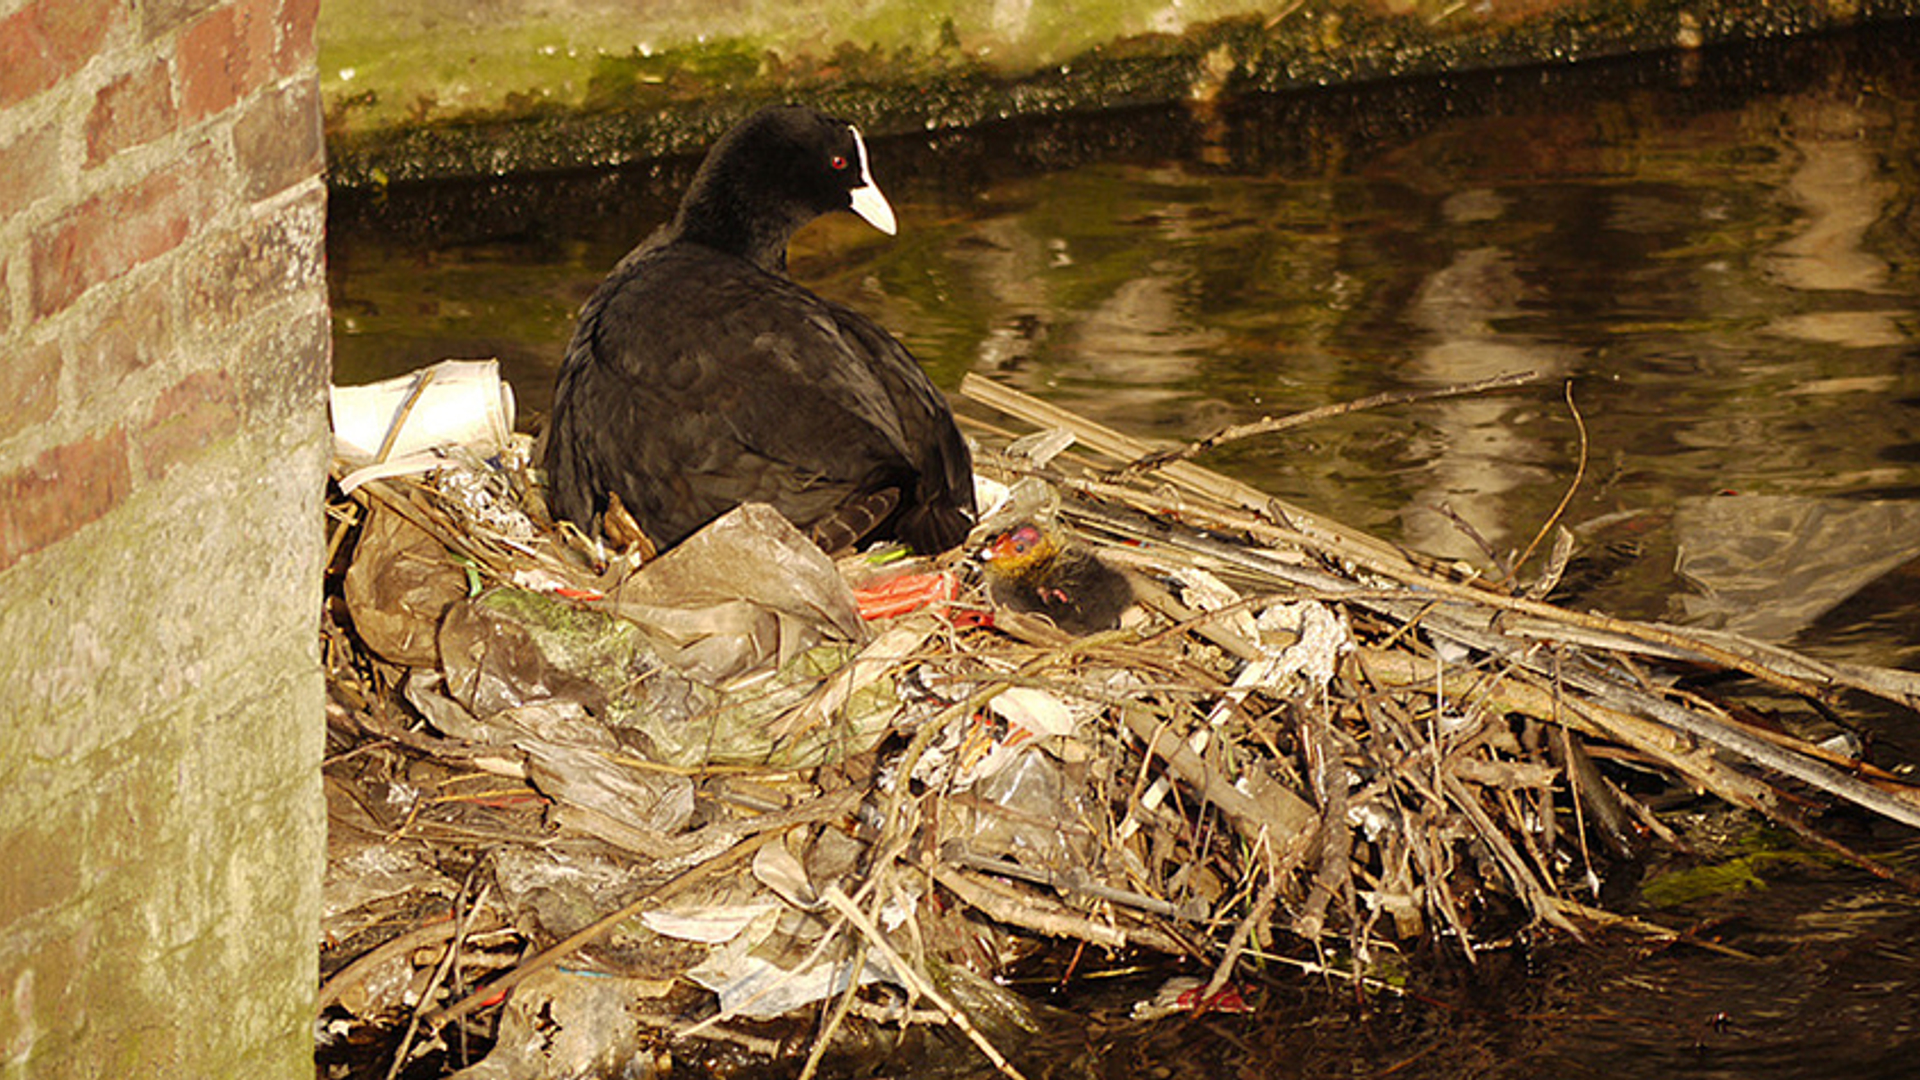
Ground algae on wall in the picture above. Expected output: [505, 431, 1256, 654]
[319, 0, 1274, 129]
[321, 0, 1920, 185]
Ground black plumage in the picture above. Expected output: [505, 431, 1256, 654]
[545, 105, 975, 554]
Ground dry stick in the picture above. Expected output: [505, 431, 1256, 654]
[372, 366, 438, 465]
[316, 910, 506, 1014]
[1122, 369, 1543, 473]
[796, 933, 872, 1080]
[1091, 490, 1920, 831]
[930, 864, 1190, 955]
[421, 828, 779, 1030]
[1506, 380, 1587, 589]
[1360, 647, 1920, 890]
[1118, 704, 1319, 870]
[387, 877, 493, 1080]
[1545, 897, 1755, 961]
[1504, 617, 1920, 712]
[941, 843, 1207, 921]
[1551, 651, 1920, 832]
[1359, 646, 1774, 809]
[1293, 696, 1353, 942]
[1199, 842, 1283, 1006]
[970, 375, 1915, 713]
[821, 886, 1032, 1080]
[1018, 416, 1857, 717]
[1106, 475, 1836, 705]
[1351, 686, 1482, 956]
[975, 382, 1920, 869]
[961, 373, 1428, 576]
[1440, 770, 1585, 938]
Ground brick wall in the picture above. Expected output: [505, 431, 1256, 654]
[0, 0, 329, 1073]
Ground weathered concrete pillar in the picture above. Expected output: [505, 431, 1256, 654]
[0, 0, 329, 1074]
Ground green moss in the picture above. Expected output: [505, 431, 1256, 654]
[583, 38, 772, 110]
[320, 0, 1920, 186]
[1639, 828, 1826, 908]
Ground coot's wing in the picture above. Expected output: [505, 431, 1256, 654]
[549, 246, 941, 546]
[819, 301, 977, 551]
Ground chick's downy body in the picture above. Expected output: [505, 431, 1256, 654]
[545, 105, 975, 555]
[979, 522, 1134, 635]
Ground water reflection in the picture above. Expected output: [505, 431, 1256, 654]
[325, 23, 1920, 1080]
[327, 26, 1920, 649]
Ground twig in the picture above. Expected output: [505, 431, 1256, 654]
[1507, 380, 1588, 588]
[821, 886, 1032, 1080]
[421, 829, 780, 1029]
[1121, 370, 1542, 473]
[1199, 844, 1281, 1005]
[387, 875, 492, 1080]
[373, 366, 437, 465]
[316, 909, 505, 1015]
[1118, 704, 1319, 869]
[940, 843, 1209, 921]
[796, 934, 871, 1080]
[930, 863, 1190, 955]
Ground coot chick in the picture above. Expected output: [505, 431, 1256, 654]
[979, 521, 1134, 635]
[545, 105, 975, 554]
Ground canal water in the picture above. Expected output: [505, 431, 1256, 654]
[327, 21, 1920, 1079]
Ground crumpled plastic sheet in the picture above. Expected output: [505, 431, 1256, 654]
[439, 586, 697, 725]
[489, 846, 658, 945]
[421, 504, 913, 770]
[959, 745, 1096, 874]
[321, 833, 456, 924]
[685, 938, 895, 1021]
[344, 502, 470, 667]
[523, 740, 694, 837]
[598, 503, 868, 685]
[446, 969, 666, 1080]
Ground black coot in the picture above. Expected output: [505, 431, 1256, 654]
[544, 104, 976, 554]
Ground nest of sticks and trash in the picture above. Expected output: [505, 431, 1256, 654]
[318, 361, 1920, 1079]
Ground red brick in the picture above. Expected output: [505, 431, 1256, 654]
[0, 430, 133, 573]
[178, 0, 276, 123]
[184, 181, 322, 328]
[137, 369, 240, 480]
[30, 157, 205, 317]
[86, 60, 178, 168]
[232, 76, 321, 201]
[0, 121, 63, 223]
[0, 0, 124, 108]
[70, 274, 173, 389]
[0, 338, 61, 443]
[141, 0, 223, 41]
[273, 0, 320, 77]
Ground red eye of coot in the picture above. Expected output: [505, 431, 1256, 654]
[830, 155, 849, 171]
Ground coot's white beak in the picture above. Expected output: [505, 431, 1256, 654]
[846, 126, 897, 236]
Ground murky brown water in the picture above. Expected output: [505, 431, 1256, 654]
[327, 21, 1920, 1079]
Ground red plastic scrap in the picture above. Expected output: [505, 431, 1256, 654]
[1175, 982, 1254, 1015]
[852, 571, 958, 620]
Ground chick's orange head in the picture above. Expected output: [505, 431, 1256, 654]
[979, 522, 1058, 576]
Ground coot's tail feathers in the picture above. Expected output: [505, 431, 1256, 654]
[808, 489, 901, 557]
[893, 499, 975, 556]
